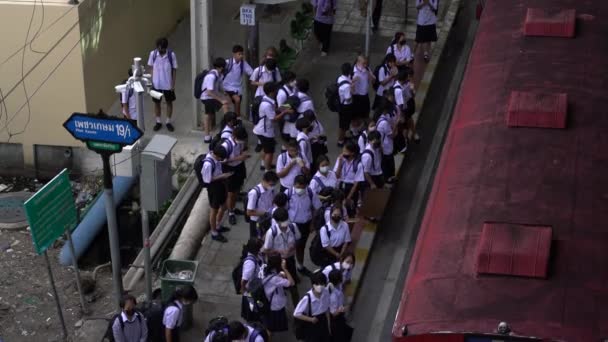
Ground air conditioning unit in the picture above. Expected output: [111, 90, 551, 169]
[111, 141, 140, 177]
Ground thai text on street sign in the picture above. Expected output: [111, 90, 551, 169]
[24, 169, 77, 255]
[63, 113, 143, 146]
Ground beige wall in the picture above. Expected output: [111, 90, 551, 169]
[0, 0, 188, 168]
[79, 0, 189, 114]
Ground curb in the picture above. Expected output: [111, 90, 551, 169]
[344, 0, 463, 306]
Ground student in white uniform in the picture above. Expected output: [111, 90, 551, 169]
[295, 118, 314, 166]
[260, 253, 295, 332]
[252, 82, 287, 172]
[320, 206, 352, 265]
[293, 272, 331, 342]
[302, 110, 327, 175]
[250, 59, 282, 97]
[374, 98, 397, 183]
[223, 45, 254, 118]
[362, 130, 385, 190]
[246, 171, 279, 239]
[336, 63, 354, 147]
[394, 69, 420, 147]
[322, 189, 349, 225]
[387, 32, 414, 69]
[111, 294, 148, 342]
[358, 121, 377, 156]
[162, 285, 198, 342]
[286, 175, 322, 275]
[373, 53, 398, 110]
[322, 252, 355, 288]
[240, 238, 264, 322]
[334, 141, 365, 217]
[327, 269, 352, 342]
[147, 37, 178, 132]
[276, 140, 310, 192]
[415, 0, 439, 62]
[351, 55, 375, 135]
[310, 155, 338, 195]
[277, 71, 298, 142]
[121, 69, 138, 121]
[222, 126, 251, 226]
[200, 58, 230, 143]
[295, 79, 316, 114]
[201, 145, 233, 243]
[227, 321, 267, 342]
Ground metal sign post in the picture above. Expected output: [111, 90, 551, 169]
[44, 251, 68, 339]
[63, 112, 143, 309]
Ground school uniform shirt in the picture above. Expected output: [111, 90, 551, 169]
[250, 65, 282, 97]
[296, 131, 313, 166]
[201, 156, 223, 184]
[394, 81, 414, 113]
[285, 187, 322, 224]
[277, 85, 298, 137]
[357, 132, 368, 154]
[377, 65, 395, 97]
[376, 114, 394, 155]
[247, 184, 276, 222]
[242, 253, 262, 286]
[294, 289, 331, 317]
[112, 311, 148, 342]
[264, 273, 292, 311]
[353, 65, 371, 95]
[147, 50, 178, 91]
[200, 69, 223, 100]
[220, 125, 233, 139]
[308, 119, 325, 142]
[253, 96, 277, 138]
[263, 222, 301, 258]
[322, 262, 352, 285]
[362, 143, 383, 176]
[310, 171, 338, 194]
[276, 152, 310, 188]
[416, 0, 438, 26]
[221, 136, 243, 167]
[334, 155, 365, 184]
[296, 91, 315, 114]
[320, 221, 351, 248]
[312, 0, 335, 24]
[162, 301, 184, 330]
[338, 75, 353, 105]
[328, 284, 345, 315]
[386, 44, 414, 64]
[223, 58, 254, 94]
[121, 87, 138, 120]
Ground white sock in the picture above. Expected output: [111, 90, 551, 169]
[165, 118, 171, 124]
[155, 117, 161, 124]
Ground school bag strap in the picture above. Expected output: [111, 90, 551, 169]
[153, 49, 175, 69]
[312, 176, 325, 189]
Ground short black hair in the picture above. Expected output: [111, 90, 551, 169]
[294, 174, 308, 186]
[368, 130, 381, 142]
[272, 207, 289, 221]
[263, 171, 279, 183]
[295, 117, 312, 131]
[385, 53, 396, 64]
[228, 321, 247, 340]
[213, 57, 227, 69]
[328, 269, 343, 286]
[273, 192, 288, 207]
[233, 126, 248, 141]
[344, 140, 360, 155]
[232, 45, 244, 53]
[174, 285, 198, 302]
[311, 271, 328, 286]
[263, 82, 278, 96]
[341, 63, 352, 76]
[302, 110, 316, 122]
[283, 70, 296, 82]
[286, 139, 299, 150]
[156, 37, 168, 49]
[223, 112, 237, 125]
[213, 145, 228, 159]
[296, 79, 310, 93]
[119, 294, 137, 308]
[316, 154, 330, 168]
[397, 69, 409, 82]
[246, 237, 262, 255]
[265, 58, 277, 70]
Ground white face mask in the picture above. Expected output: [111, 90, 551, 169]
[319, 166, 329, 174]
[294, 187, 305, 195]
[341, 262, 352, 270]
[313, 285, 325, 293]
[279, 221, 289, 228]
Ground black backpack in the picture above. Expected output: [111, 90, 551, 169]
[283, 95, 302, 123]
[102, 312, 144, 342]
[372, 64, 388, 91]
[248, 274, 276, 315]
[140, 300, 181, 342]
[325, 80, 350, 112]
[312, 202, 331, 232]
[205, 316, 230, 339]
[250, 95, 265, 124]
[209, 131, 234, 156]
[256, 212, 273, 239]
[193, 154, 215, 187]
[232, 252, 257, 294]
[309, 225, 332, 267]
[194, 70, 217, 99]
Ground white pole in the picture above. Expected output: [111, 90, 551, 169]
[365, 0, 373, 57]
[191, 0, 212, 131]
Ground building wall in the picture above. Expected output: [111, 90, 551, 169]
[0, 0, 188, 173]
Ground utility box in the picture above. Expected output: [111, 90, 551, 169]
[141, 134, 177, 212]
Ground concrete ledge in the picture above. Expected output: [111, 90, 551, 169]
[344, 0, 463, 308]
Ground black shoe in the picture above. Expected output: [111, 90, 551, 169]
[260, 165, 265, 171]
[228, 214, 237, 225]
[166, 123, 175, 132]
[211, 233, 228, 243]
[217, 225, 231, 233]
[204, 136, 212, 144]
[254, 144, 263, 152]
[297, 266, 312, 277]
[153, 123, 162, 131]
[233, 208, 245, 215]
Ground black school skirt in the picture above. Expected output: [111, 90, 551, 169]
[263, 307, 289, 332]
[241, 295, 260, 322]
[415, 24, 438, 43]
[306, 313, 331, 342]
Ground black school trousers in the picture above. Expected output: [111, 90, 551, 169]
[314, 20, 333, 53]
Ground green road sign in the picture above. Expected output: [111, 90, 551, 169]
[86, 140, 122, 152]
[24, 169, 77, 255]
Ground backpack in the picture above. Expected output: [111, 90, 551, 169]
[193, 154, 216, 187]
[325, 80, 350, 112]
[372, 64, 388, 92]
[194, 70, 216, 99]
[224, 58, 245, 77]
[309, 225, 332, 266]
[247, 322, 270, 342]
[152, 49, 175, 69]
[312, 202, 331, 232]
[205, 316, 230, 339]
[248, 274, 276, 315]
[140, 300, 180, 342]
[283, 95, 302, 123]
[102, 312, 144, 342]
[244, 186, 262, 223]
[232, 254, 258, 294]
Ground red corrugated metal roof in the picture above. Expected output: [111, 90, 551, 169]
[393, 0, 608, 341]
[524, 8, 576, 37]
[506, 91, 567, 129]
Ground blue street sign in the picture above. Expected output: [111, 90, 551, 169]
[63, 113, 143, 146]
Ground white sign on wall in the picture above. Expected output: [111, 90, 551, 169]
[240, 4, 256, 26]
